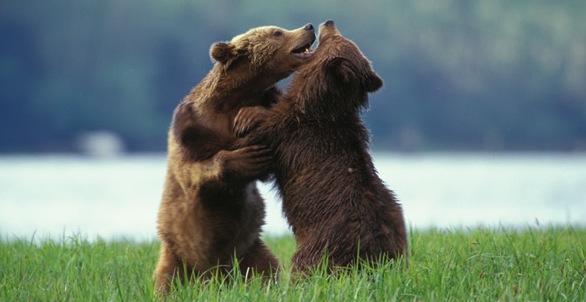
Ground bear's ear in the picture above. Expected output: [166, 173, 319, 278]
[364, 69, 383, 92]
[326, 58, 383, 92]
[210, 42, 236, 65]
[325, 58, 357, 88]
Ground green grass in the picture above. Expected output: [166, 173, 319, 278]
[1, 227, 585, 301]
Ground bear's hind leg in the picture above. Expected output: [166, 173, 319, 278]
[154, 242, 183, 295]
[238, 238, 281, 282]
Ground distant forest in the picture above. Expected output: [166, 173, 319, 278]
[1, 0, 585, 153]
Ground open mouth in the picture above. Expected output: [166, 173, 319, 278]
[291, 41, 315, 59]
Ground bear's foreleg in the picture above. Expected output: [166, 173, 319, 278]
[233, 106, 271, 137]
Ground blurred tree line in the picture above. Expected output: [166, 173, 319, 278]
[1, 0, 585, 153]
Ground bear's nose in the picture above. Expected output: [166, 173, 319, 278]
[304, 23, 314, 31]
[324, 20, 335, 27]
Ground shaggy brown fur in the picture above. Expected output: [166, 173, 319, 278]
[154, 23, 315, 293]
[234, 20, 408, 274]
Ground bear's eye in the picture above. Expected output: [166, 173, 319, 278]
[274, 30, 283, 37]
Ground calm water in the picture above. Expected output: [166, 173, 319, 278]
[1, 153, 585, 241]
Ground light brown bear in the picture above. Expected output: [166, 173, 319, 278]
[154, 23, 315, 293]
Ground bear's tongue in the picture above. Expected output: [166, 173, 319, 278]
[292, 44, 313, 58]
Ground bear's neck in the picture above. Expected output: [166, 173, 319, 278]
[205, 65, 278, 110]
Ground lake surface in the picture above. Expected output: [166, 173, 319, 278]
[1, 153, 584, 241]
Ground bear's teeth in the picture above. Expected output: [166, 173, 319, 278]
[304, 48, 310, 54]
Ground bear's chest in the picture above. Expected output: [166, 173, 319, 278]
[200, 109, 237, 140]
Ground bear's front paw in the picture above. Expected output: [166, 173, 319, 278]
[220, 145, 273, 181]
[233, 106, 269, 137]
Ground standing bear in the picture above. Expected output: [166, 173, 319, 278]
[154, 23, 315, 293]
[234, 20, 408, 274]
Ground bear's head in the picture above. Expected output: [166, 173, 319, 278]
[210, 24, 316, 81]
[292, 20, 382, 113]
[318, 20, 382, 93]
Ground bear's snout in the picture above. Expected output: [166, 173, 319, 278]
[304, 23, 314, 32]
[324, 20, 335, 27]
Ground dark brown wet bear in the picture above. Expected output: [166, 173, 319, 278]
[234, 20, 408, 273]
[154, 23, 316, 293]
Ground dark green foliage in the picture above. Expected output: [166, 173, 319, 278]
[1, 0, 585, 152]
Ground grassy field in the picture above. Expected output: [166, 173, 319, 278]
[1, 226, 584, 301]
